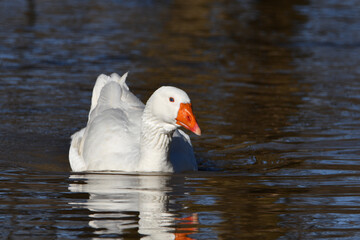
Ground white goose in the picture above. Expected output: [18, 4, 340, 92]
[69, 72, 201, 173]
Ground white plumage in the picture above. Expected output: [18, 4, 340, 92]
[69, 72, 200, 173]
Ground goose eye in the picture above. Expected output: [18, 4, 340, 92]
[169, 97, 175, 102]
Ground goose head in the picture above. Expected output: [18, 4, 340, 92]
[145, 86, 201, 136]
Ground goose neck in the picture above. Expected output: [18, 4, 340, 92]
[138, 109, 174, 172]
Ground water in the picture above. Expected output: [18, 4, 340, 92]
[1, 0, 360, 239]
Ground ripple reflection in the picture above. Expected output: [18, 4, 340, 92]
[68, 173, 198, 239]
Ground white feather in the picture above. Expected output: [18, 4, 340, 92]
[69, 72, 198, 172]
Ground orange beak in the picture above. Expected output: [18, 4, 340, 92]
[176, 103, 201, 136]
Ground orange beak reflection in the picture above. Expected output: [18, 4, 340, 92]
[176, 103, 201, 136]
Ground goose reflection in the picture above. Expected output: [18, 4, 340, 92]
[68, 173, 197, 239]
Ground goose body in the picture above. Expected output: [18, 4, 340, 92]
[69, 73, 200, 173]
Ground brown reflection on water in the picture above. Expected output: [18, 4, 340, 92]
[221, 0, 308, 130]
[220, 1, 306, 137]
[195, 175, 288, 239]
[206, 1, 309, 237]
[135, 0, 217, 91]
[26, 0, 36, 26]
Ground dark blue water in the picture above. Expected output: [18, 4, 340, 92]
[1, 0, 360, 239]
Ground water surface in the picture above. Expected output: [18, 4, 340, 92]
[1, 0, 360, 239]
